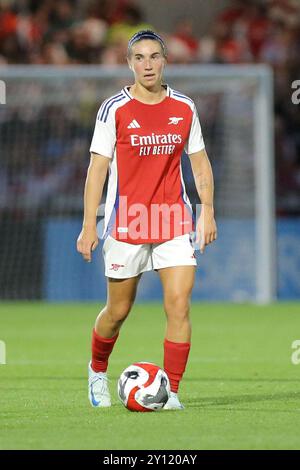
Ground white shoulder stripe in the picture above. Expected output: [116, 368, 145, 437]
[97, 91, 131, 123]
[170, 89, 194, 111]
[97, 91, 123, 120]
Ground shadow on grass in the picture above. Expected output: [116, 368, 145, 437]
[185, 390, 300, 408]
[186, 377, 300, 383]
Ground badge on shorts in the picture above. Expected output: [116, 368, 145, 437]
[110, 264, 125, 271]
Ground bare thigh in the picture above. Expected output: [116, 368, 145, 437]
[158, 266, 195, 305]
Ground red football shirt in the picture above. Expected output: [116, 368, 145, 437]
[90, 85, 205, 244]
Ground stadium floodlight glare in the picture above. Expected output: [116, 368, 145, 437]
[0, 65, 276, 303]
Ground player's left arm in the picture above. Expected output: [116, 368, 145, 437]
[189, 148, 217, 253]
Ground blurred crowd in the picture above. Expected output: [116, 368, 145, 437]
[0, 0, 299, 67]
[0, 0, 300, 214]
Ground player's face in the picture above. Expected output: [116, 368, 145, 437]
[128, 40, 166, 89]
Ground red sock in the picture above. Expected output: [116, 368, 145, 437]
[91, 328, 119, 373]
[164, 339, 191, 393]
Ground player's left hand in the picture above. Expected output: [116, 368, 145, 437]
[195, 204, 217, 254]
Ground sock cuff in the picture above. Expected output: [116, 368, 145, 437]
[93, 328, 119, 343]
[164, 339, 191, 349]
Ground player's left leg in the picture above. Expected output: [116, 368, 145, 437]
[158, 265, 195, 409]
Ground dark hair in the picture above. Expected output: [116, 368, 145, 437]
[127, 30, 167, 57]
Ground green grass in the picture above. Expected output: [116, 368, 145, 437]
[0, 302, 300, 450]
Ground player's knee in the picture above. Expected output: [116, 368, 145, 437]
[107, 300, 133, 325]
[164, 292, 190, 321]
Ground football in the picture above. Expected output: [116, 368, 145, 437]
[118, 362, 170, 411]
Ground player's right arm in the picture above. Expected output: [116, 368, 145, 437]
[77, 153, 110, 262]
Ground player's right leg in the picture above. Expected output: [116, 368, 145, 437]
[88, 234, 152, 408]
[89, 275, 141, 407]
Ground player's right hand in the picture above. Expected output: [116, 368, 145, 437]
[76, 227, 99, 263]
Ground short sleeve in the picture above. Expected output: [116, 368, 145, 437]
[184, 103, 205, 155]
[89, 105, 116, 159]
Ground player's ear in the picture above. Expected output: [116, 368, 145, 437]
[127, 58, 133, 71]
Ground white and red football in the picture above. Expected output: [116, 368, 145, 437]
[117, 362, 170, 412]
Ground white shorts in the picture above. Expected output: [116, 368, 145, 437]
[102, 234, 197, 279]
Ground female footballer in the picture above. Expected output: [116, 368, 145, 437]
[77, 30, 217, 410]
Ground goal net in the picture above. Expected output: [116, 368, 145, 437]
[0, 65, 275, 302]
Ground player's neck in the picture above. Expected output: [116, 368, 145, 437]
[130, 83, 167, 105]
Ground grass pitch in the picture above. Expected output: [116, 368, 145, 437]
[0, 302, 300, 450]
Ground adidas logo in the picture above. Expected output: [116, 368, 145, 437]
[127, 119, 141, 129]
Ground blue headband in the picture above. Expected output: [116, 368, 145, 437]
[128, 30, 166, 55]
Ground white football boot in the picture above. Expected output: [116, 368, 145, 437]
[88, 362, 111, 407]
[164, 391, 185, 410]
